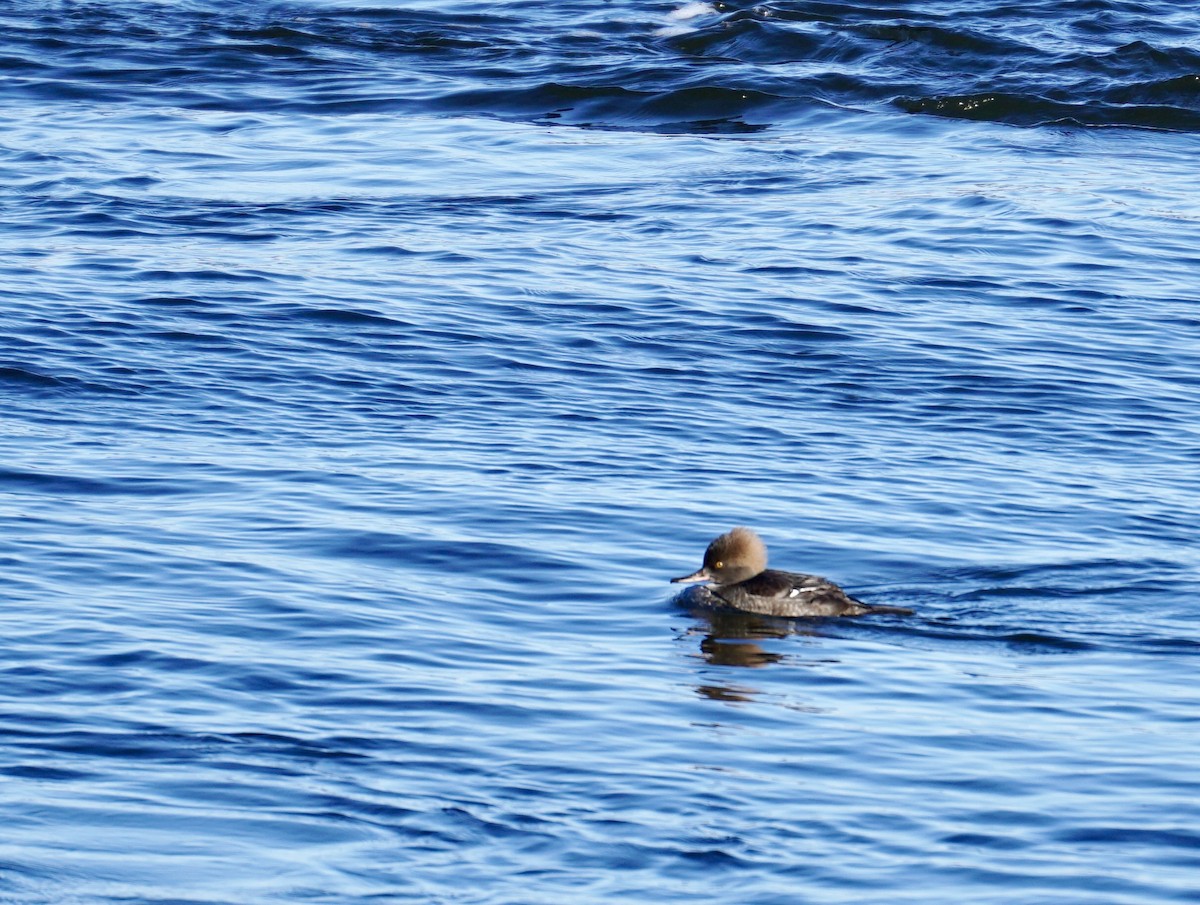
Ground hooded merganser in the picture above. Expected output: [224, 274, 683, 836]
[671, 527, 912, 618]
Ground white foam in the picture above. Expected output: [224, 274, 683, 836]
[655, 2, 718, 36]
[667, 2, 717, 20]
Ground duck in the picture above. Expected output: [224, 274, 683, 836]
[671, 526, 912, 618]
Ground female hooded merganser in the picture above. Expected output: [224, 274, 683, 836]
[671, 527, 912, 618]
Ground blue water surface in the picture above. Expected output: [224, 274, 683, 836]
[2, 0, 1199, 902]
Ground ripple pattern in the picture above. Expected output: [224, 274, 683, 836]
[2, 0, 1200, 902]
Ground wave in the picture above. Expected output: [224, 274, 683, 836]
[4, 0, 1199, 132]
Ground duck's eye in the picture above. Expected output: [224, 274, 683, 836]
[714, 561, 724, 570]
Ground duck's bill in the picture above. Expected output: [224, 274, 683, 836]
[671, 567, 711, 584]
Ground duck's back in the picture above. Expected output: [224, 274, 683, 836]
[711, 569, 910, 618]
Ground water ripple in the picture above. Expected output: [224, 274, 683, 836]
[3, 0, 1200, 902]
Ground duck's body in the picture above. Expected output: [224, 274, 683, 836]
[672, 527, 912, 618]
[696, 567, 883, 617]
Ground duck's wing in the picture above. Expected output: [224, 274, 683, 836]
[766, 571, 914, 616]
[741, 569, 826, 599]
[726, 570, 873, 616]
[710, 570, 912, 618]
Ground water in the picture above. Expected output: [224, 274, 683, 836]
[2, 0, 1199, 902]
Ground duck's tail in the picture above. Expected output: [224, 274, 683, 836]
[861, 603, 914, 616]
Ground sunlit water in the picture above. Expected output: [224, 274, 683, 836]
[2, 1, 1199, 902]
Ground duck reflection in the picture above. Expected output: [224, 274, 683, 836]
[677, 588, 837, 704]
[698, 609, 790, 667]
[694, 682, 760, 703]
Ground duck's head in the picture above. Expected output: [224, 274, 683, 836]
[671, 526, 768, 587]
